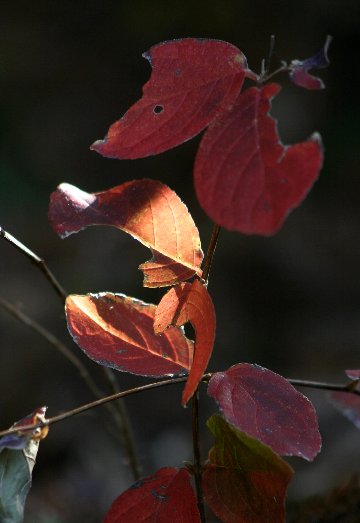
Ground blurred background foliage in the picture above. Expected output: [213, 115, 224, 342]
[1, 1, 360, 521]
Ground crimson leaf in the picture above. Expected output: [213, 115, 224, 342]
[66, 293, 193, 377]
[154, 279, 216, 404]
[102, 467, 201, 522]
[203, 415, 293, 523]
[91, 38, 247, 159]
[194, 83, 323, 235]
[208, 363, 321, 460]
[49, 179, 203, 287]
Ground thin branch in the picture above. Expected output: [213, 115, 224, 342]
[0, 297, 103, 398]
[0, 376, 191, 438]
[1, 374, 359, 439]
[201, 224, 221, 285]
[192, 391, 206, 523]
[101, 367, 141, 480]
[0, 226, 67, 301]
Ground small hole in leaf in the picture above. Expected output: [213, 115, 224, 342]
[153, 105, 164, 114]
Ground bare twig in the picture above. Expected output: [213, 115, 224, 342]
[0, 226, 67, 301]
[192, 391, 206, 522]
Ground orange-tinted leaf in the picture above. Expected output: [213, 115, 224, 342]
[154, 279, 215, 404]
[91, 39, 247, 159]
[102, 467, 201, 523]
[203, 415, 293, 523]
[208, 363, 321, 460]
[66, 293, 193, 377]
[194, 83, 323, 235]
[0, 407, 48, 452]
[49, 179, 203, 287]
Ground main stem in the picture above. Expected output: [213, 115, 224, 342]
[192, 391, 206, 522]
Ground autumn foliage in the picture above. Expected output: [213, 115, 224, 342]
[3, 36, 350, 523]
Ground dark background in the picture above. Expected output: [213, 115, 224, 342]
[1, 1, 360, 521]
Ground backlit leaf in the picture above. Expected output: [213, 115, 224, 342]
[208, 364, 321, 460]
[66, 293, 193, 377]
[91, 38, 247, 159]
[194, 83, 323, 235]
[102, 467, 201, 523]
[203, 415, 293, 523]
[49, 179, 203, 287]
[154, 279, 215, 404]
[289, 36, 332, 90]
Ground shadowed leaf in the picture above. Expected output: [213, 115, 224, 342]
[66, 293, 193, 377]
[102, 467, 201, 522]
[91, 38, 247, 159]
[203, 415, 293, 523]
[329, 370, 360, 430]
[194, 83, 323, 235]
[154, 279, 215, 404]
[208, 363, 321, 460]
[0, 407, 48, 453]
[49, 179, 203, 287]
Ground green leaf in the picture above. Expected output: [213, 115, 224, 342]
[203, 415, 293, 523]
[0, 438, 39, 523]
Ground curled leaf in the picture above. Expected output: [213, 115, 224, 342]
[66, 293, 193, 377]
[102, 467, 201, 523]
[155, 279, 215, 405]
[49, 179, 203, 287]
[289, 36, 332, 90]
[208, 364, 321, 460]
[203, 415, 293, 523]
[194, 83, 323, 235]
[91, 38, 247, 159]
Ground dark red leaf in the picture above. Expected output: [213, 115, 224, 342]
[102, 467, 201, 523]
[208, 363, 321, 460]
[289, 36, 332, 90]
[49, 179, 203, 287]
[154, 279, 215, 404]
[66, 293, 193, 377]
[194, 83, 323, 235]
[203, 415, 293, 523]
[91, 38, 247, 159]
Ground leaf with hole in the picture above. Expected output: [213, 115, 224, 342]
[91, 38, 247, 159]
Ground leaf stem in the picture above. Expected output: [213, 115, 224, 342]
[201, 224, 221, 285]
[192, 391, 206, 522]
[0, 226, 67, 301]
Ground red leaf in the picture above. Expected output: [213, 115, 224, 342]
[208, 363, 321, 461]
[203, 415, 293, 523]
[91, 38, 247, 159]
[102, 467, 201, 523]
[49, 179, 203, 287]
[154, 279, 215, 405]
[194, 83, 323, 235]
[66, 293, 193, 377]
